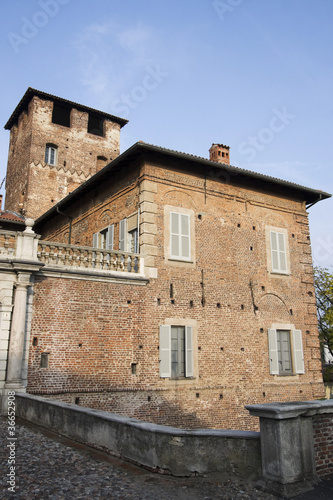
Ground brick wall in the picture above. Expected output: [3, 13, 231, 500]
[28, 153, 324, 430]
[313, 413, 333, 476]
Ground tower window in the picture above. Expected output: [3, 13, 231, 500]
[88, 114, 104, 137]
[40, 353, 49, 368]
[45, 144, 58, 166]
[97, 156, 108, 170]
[52, 103, 71, 127]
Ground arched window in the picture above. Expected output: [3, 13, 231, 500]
[45, 144, 58, 166]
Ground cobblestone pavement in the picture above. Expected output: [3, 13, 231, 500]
[1, 416, 279, 500]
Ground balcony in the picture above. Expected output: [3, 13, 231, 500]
[37, 240, 142, 274]
[0, 229, 144, 277]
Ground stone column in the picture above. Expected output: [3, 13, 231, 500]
[246, 401, 321, 498]
[4, 274, 31, 389]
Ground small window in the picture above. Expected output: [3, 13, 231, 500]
[159, 325, 193, 378]
[93, 225, 114, 250]
[268, 329, 305, 375]
[45, 144, 58, 166]
[270, 230, 288, 273]
[52, 102, 70, 127]
[170, 212, 190, 261]
[129, 229, 138, 253]
[119, 214, 139, 253]
[88, 114, 104, 137]
[40, 353, 49, 368]
[97, 156, 108, 170]
[277, 330, 292, 374]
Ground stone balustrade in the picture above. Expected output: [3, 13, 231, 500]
[37, 240, 140, 273]
[0, 230, 17, 257]
[0, 230, 141, 275]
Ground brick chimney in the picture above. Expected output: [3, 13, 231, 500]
[209, 143, 230, 165]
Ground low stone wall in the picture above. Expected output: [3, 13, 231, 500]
[15, 393, 261, 480]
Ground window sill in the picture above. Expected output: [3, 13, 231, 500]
[168, 258, 193, 264]
[161, 376, 196, 381]
[270, 270, 290, 276]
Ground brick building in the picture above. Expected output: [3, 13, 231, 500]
[0, 89, 331, 430]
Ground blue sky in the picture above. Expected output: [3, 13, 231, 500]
[0, 0, 332, 267]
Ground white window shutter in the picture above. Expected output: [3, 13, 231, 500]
[268, 329, 279, 375]
[270, 231, 287, 273]
[159, 325, 171, 377]
[292, 330, 305, 374]
[170, 212, 190, 260]
[170, 213, 180, 258]
[185, 326, 193, 377]
[119, 219, 127, 251]
[106, 225, 114, 250]
[270, 232, 279, 271]
[93, 233, 99, 248]
[278, 233, 287, 272]
[181, 214, 190, 259]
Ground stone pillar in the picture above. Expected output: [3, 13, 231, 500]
[4, 274, 31, 389]
[139, 179, 158, 279]
[246, 401, 321, 498]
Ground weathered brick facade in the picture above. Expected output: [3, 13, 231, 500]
[28, 142, 328, 430]
[2, 91, 331, 431]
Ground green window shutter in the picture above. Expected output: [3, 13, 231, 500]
[93, 233, 99, 248]
[119, 219, 127, 251]
[106, 225, 114, 250]
[185, 326, 193, 377]
[292, 329, 305, 374]
[268, 329, 279, 375]
[159, 325, 171, 378]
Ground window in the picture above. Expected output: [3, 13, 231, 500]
[129, 228, 138, 253]
[268, 329, 305, 375]
[119, 213, 139, 253]
[97, 156, 108, 170]
[52, 102, 70, 127]
[88, 114, 104, 136]
[40, 353, 49, 368]
[170, 212, 190, 261]
[270, 230, 287, 273]
[45, 144, 58, 166]
[159, 325, 193, 378]
[93, 225, 114, 250]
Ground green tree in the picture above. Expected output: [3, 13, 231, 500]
[314, 267, 333, 363]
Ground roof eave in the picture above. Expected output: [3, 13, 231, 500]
[4, 87, 128, 130]
[35, 141, 332, 226]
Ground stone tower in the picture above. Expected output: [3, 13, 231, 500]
[209, 143, 230, 165]
[4, 88, 128, 220]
